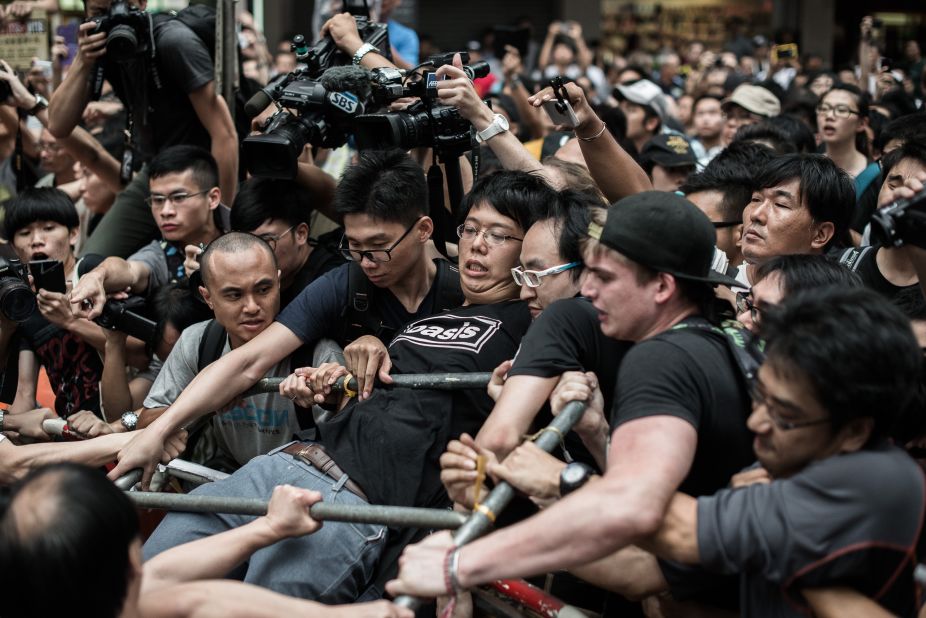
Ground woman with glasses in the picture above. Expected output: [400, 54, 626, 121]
[816, 84, 880, 198]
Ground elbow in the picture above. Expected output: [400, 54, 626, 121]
[599, 498, 663, 544]
[46, 115, 71, 140]
[476, 427, 522, 460]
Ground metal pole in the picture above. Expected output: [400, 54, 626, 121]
[393, 399, 588, 610]
[115, 469, 143, 491]
[128, 492, 467, 530]
[244, 372, 492, 397]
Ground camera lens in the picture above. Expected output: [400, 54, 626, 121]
[107, 24, 139, 61]
[243, 113, 313, 179]
[0, 278, 35, 322]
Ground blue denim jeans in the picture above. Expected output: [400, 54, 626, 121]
[143, 442, 386, 603]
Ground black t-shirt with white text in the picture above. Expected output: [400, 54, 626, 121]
[318, 301, 532, 508]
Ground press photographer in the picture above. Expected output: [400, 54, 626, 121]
[47, 0, 237, 258]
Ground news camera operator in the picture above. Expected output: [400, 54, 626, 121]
[47, 0, 238, 259]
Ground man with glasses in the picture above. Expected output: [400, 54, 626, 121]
[70, 145, 225, 314]
[229, 177, 344, 309]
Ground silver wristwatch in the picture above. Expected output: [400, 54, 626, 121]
[352, 42, 379, 66]
[121, 410, 139, 431]
[475, 113, 510, 144]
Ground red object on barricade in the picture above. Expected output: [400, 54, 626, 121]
[476, 578, 585, 618]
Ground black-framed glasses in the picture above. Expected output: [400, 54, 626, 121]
[258, 225, 296, 251]
[712, 220, 740, 229]
[456, 223, 523, 246]
[815, 103, 859, 119]
[339, 217, 423, 263]
[146, 190, 209, 209]
[735, 291, 760, 322]
[749, 379, 831, 430]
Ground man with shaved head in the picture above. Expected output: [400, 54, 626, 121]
[106, 232, 306, 472]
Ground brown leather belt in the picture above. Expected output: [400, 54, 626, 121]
[282, 443, 368, 502]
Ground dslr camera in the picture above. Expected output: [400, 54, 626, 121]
[94, 296, 157, 345]
[869, 188, 926, 249]
[88, 0, 152, 63]
[0, 256, 35, 322]
[355, 52, 489, 158]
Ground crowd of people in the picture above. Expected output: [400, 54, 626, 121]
[0, 0, 925, 617]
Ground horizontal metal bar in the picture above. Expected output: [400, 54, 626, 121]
[244, 372, 492, 398]
[128, 492, 467, 530]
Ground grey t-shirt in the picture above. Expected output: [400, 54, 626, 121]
[697, 443, 924, 617]
[144, 320, 300, 466]
[129, 240, 171, 295]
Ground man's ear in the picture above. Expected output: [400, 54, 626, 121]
[810, 221, 835, 250]
[207, 187, 221, 211]
[199, 286, 213, 310]
[417, 216, 434, 242]
[653, 272, 677, 304]
[837, 417, 874, 454]
[295, 222, 310, 244]
[645, 117, 661, 134]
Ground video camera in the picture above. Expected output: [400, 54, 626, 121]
[87, 0, 153, 63]
[0, 256, 35, 322]
[94, 296, 157, 345]
[242, 64, 372, 179]
[354, 52, 490, 158]
[869, 188, 926, 249]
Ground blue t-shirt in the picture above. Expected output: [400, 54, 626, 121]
[275, 263, 439, 346]
[388, 19, 419, 66]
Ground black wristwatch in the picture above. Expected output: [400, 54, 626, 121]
[559, 462, 594, 497]
[121, 410, 138, 431]
[27, 94, 47, 116]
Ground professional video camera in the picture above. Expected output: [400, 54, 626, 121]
[354, 52, 490, 158]
[0, 256, 35, 322]
[94, 296, 157, 345]
[869, 188, 926, 249]
[87, 0, 153, 63]
[242, 64, 372, 179]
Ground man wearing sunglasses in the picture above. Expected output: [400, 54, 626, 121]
[70, 145, 226, 316]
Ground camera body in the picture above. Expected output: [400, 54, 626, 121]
[95, 295, 157, 344]
[302, 1, 390, 78]
[356, 53, 489, 158]
[0, 256, 35, 322]
[88, 0, 151, 63]
[870, 189, 926, 249]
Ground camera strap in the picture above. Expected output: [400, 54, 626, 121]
[13, 108, 25, 193]
[427, 154, 453, 258]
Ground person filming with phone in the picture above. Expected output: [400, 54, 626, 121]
[0, 187, 141, 423]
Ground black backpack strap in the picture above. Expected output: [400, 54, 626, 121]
[670, 319, 764, 389]
[340, 261, 381, 345]
[838, 246, 874, 273]
[431, 259, 463, 312]
[197, 319, 228, 373]
[288, 345, 317, 433]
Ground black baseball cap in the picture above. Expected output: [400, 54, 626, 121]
[587, 191, 740, 287]
[640, 134, 696, 168]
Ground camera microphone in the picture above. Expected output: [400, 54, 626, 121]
[244, 73, 290, 119]
[319, 65, 373, 102]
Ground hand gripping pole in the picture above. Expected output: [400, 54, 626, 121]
[393, 399, 589, 610]
[242, 372, 493, 398]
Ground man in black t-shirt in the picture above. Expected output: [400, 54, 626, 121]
[141, 170, 549, 602]
[387, 191, 752, 610]
[229, 177, 345, 309]
[843, 142, 925, 308]
[48, 0, 238, 258]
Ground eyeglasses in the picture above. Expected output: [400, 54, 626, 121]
[339, 217, 422, 263]
[750, 379, 830, 430]
[712, 220, 740, 229]
[815, 103, 859, 119]
[258, 225, 296, 251]
[735, 291, 761, 323]
[511, 262, 581, 288]
[457, 223, 523, 246]
[146, 190, 209, 209]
